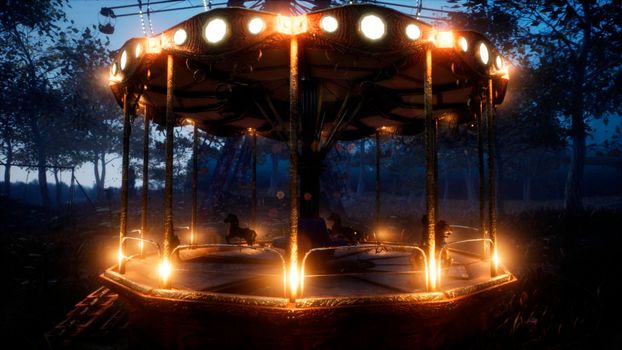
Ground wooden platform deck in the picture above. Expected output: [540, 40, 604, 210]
[107, 236, 509, 303]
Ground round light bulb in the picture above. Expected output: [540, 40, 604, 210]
[360, 14, 385, 41]
[248, 17, 265, 35]
[479, 42, 489, 65]
[204, 18, 227, 44]
[135, 43, 142, 58]
[405, 24, 421, 40]
[173, 28, 188, 45]
[111, 62, 118, 76]
[459, 37, 468, 52]
[120, 50, 128, 70]
[320, 16, 339, 33]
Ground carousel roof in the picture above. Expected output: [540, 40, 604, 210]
[109, 4, 509, 141]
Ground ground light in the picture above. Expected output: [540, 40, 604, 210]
[159, 257, 172, 287]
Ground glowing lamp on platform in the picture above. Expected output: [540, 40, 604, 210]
[406, 24, 421, 40]
[360, 14, 385, 40]
[248, 17, 265, 35]
[159, 257, 172, 286]
[204, 18, 228, 44]
[320, 15, 339, 33]
[173, 28, 188, 45]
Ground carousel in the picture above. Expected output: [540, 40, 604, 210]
[101, 2, 515, 348]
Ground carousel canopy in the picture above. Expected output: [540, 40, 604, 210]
[109, 4, 509, 141]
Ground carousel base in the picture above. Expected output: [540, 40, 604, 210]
[100, 246, 517, 349]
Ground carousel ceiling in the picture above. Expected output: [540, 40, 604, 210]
[109, 4, 509, 141]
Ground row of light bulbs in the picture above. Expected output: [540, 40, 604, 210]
[111, 13, 505, 77]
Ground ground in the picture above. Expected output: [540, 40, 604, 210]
[1, 194, 621, 348]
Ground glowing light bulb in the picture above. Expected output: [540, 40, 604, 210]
[248, 17, 265, 35]
[135, 43, 142, 58]
[173, 28, 188, 45]
[459, 36, 468, 52]
[120, 50, 128, 70]
[320, 15, 339, 33]
[204, 18, 227, 44]
[360, 14, 385, 41]
[479, 42, 490, 65]
[406, 24, 421, 40]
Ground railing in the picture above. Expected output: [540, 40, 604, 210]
[171, 243, 288, 296]
[300, 243, 428, 297]
[120, 236, 162, 264]
[436, 238, 494, 288]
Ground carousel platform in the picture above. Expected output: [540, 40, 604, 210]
[100, 236, 516, 349]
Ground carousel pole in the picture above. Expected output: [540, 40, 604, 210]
[140, 110, 150, 258]
[476, 97, 487, 257]
[118, 90, 132, 274]
[162, 54, 175, 288]
[251, 129, 257, 230]
[288, 35, 300, 302]
[191, 122, 198, 246]
[375, 131, 381, 234]
[424, 44, 437, 291]
[486, 78, 498, 276]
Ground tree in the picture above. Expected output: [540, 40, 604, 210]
[499, 1, 622, 211]
[59, 27, 121, 201]
[0, 0, 70, 207]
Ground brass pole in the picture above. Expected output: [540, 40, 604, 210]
[424, 44, 437, 291]
[140, 112, 150, 258]
[288, 35, 300, 302]
[476, 97, 486, 257]
[119, 91, 131, 274]
[191, 123, 198, 246]
[162, 54, 175, 288]
[375, 131, 381, 233]
[251, 130, 257, 229]
[486, 78, 498, 276]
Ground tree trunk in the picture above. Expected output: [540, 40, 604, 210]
[3, 139, 11, 199]
[564, 66, 587, 212]
[93, 156, 102, 201]
[27, 113, 50, 208]
[100, 152, 107, 193]
[53, 168, 62, 207]
[564, 3, 591, 213]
